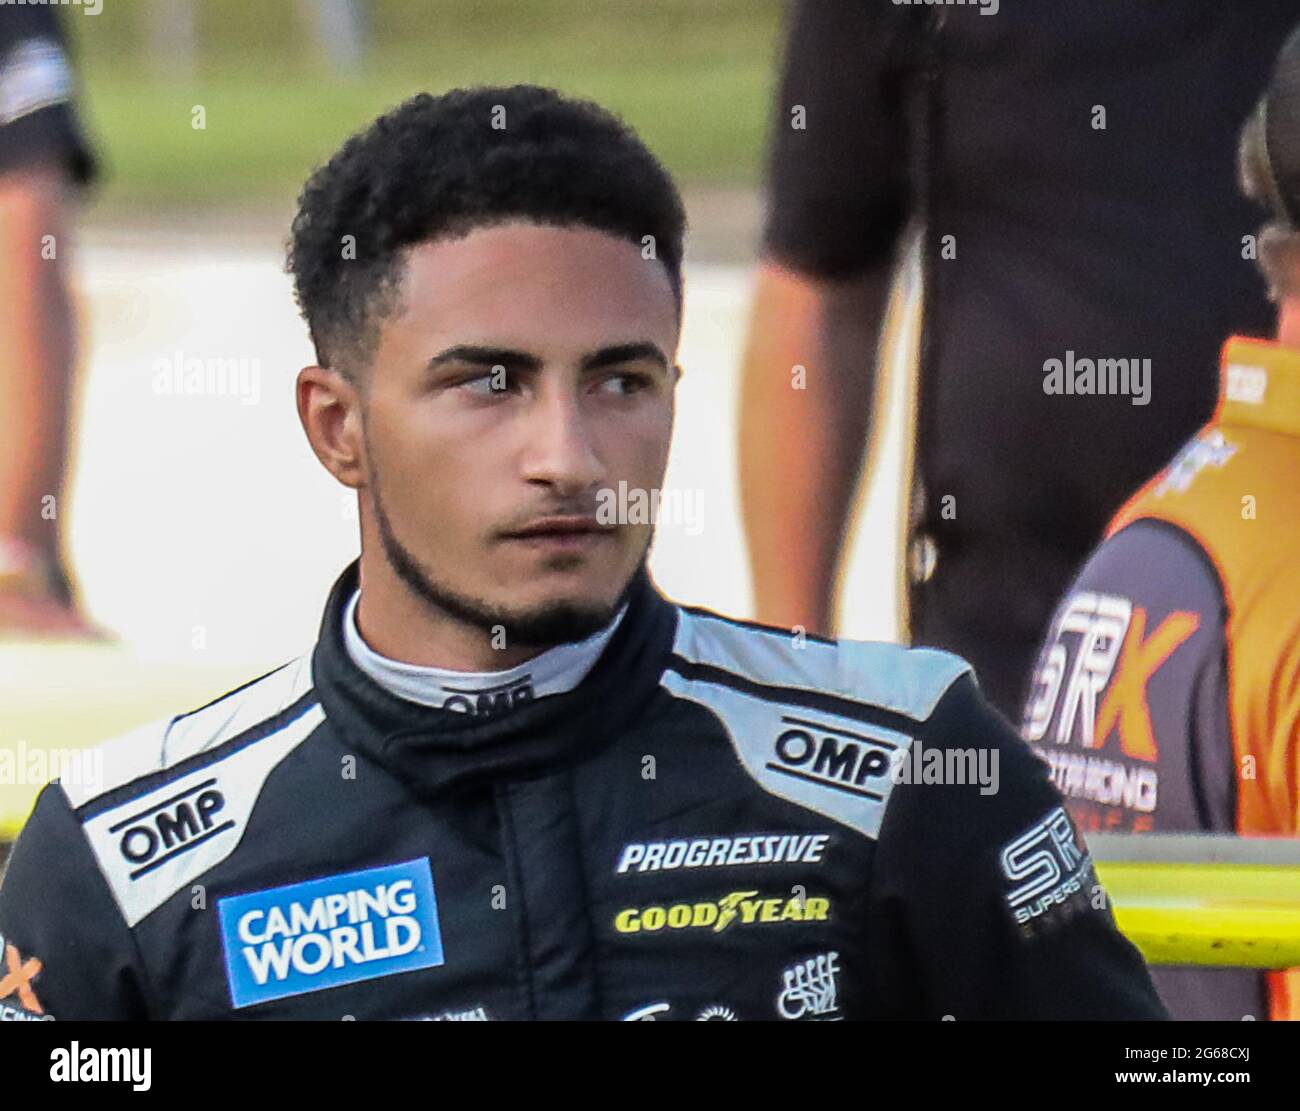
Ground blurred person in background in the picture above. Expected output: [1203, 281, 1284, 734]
[740, 1, 1296, 719]
[1022, 22, 1300, 1021]
[298, 0, 369, 76]
[0, 6, 98, 636]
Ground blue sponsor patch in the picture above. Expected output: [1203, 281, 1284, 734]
[218, 858, 444, 1009]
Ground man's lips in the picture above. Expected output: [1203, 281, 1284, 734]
[500, 516, 616, 546]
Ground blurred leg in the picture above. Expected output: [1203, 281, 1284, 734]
[0, 161, 97, 635]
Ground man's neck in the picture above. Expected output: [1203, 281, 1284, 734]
[342, 584, 626, 711]
[352, 549, 634, 671]
[354, 554, 555, 670]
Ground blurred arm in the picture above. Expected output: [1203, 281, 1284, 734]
[740, 0, 912, 633]
[738, 258, 893, 634]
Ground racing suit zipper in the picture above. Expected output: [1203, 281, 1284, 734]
[495, 773, 601, 1019]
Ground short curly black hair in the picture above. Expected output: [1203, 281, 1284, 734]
[286, 84, 688, 378]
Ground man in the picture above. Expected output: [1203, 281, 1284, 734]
[0, 86, 1165, 1020]
[741, 1, 1297, 718]
[0, 6, 100, 635]
[1021, 25, 1300, 1021]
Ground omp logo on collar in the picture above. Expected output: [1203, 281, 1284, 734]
[111, 779, 231, 880]
[441, 677, 534, 716]
[613, 890, 830, 935]
[218, 859, 444, 1009]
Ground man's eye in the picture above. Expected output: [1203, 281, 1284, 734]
[596, 373, 651, 397]
[458, 371, 512, 396]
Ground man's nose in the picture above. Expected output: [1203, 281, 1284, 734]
[520, 390, 604, 494]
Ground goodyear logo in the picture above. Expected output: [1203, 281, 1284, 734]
[614, 890, 830, 935]
[218, 859, 443, 1009]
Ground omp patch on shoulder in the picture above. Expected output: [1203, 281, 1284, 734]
[661, 670, 910, 839]
[662, 609, 973, 839]
[77, 698, 324, 927]
[218, 859, 444, 1009]
[999, 806, 1097, 936]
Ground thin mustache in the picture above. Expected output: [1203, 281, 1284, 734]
[497, 511, 613, 536]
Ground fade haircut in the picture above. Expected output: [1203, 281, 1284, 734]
[286, 85, 687, 379]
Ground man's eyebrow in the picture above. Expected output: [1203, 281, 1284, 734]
[424, 342, 669, 374]
[580, 342, 670, 372]
[425, 346, 542, 372]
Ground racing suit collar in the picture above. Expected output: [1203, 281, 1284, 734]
[340, 586, 628, 708]
[310, 559, 678, 797]
[1218, 336, 1300, 438]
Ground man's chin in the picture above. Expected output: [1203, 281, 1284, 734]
[490, 548, 644, 647]
[497, 597, 622, 649]
[369, 467, 642, 650]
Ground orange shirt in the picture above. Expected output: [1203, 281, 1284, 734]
[1105, 337, 1300, 1018]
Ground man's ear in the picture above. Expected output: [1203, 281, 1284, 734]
[296, 365, 367, 489]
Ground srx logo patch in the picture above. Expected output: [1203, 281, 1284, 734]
[1000, 807, 1093, 930]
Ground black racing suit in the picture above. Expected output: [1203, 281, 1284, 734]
[0, 562, 1166, 1020]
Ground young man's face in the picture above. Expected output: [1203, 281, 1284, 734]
[355, 220, 680, 645]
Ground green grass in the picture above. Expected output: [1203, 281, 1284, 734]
[66, 0, 783, 208]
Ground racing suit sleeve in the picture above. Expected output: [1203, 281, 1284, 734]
[0, 784, 151, 1019]
[1019, 519, 1268, 1020]
[873, 671, 1168, 1019]
[761, 0, 913, 278]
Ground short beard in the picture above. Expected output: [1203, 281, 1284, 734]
[368, 462, 640, 651]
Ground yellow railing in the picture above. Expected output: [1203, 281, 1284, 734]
[1091, 834, 1300, 968]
